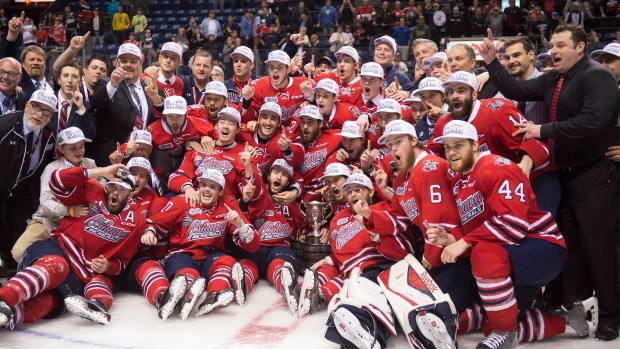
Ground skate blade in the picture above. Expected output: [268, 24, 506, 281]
[159, 276, 187, 323]
[231, 263, 246, 307]
[297, 271, 316, 318]
[195, 291, 234, 317]
[179, 278, 206, 322]
[64, 297, 110, 325]
[582, 297, 599, 333]
[280, 267, 297, 316]
[334, 308, 380, 349]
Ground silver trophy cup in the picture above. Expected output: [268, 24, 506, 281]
[300, 201, 333, 238]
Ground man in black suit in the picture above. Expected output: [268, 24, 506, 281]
[0, 89, 57, 276]
[90, 43, 163, 167]
[0, 57, 27, 114]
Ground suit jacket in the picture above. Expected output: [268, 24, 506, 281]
[50, 100, 97, 141]
[89, 78, 157, 166]
[0, 34, 39, 99]
[0, 90, 28, 114]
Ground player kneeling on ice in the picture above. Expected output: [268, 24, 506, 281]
[0, 164, 145, 327]
[142, 169, 259, 321]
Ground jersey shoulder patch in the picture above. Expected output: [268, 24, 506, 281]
[486, 100, 504, 111]
[421, 159, 439, 172]
[493, 155, 511, 166]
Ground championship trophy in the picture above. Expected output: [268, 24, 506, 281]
[290, 201, 333, 269]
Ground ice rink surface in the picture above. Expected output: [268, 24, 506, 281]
[0, 279, 617, 349]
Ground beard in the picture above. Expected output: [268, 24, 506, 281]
[348, 193, 373, 215]
[395, 151, 414, 173]
[301, 127, 320, 143]
[448, 149, 476, 173]
[449, 94, 474, 121]
[106, 192, 128, 214]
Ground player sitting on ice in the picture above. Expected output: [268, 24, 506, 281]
[231, 159, 306, 311]
[431, 120, 596, 349]
[0, 163, 145, 327]
[143, 169, 260, 321]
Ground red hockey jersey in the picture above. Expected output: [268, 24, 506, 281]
[243, 76, 310, 125]
[147, 195, 260, 260]
[50, 24, 66, 47]
[322, 102, 360, 130]
[128, 188, 170, 259]
[455, 153, 565, 248]
[236, 128, 305, 176]
[296, 130, 342, 202]
[315, 72, 362, 106]
[49, 167, 146, 283]
[147, 115, 215, 157]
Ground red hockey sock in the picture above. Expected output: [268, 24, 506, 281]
[239, 259, 258, 294]
[477, 277, 518, 332]
[206, 255, 236, 293]
[457, 302, 485, 335]
[321, 276, 345, 304]
[135, 260, 169, 306]
[517, 308, 566, 341]
[84, 275, 114, 309]
[175, 268, 200, 290]
[10, 291, 62, 326]
[0, 255, 69, 308]
[316, 265, 340, 286]
[266, 258, 286, 294]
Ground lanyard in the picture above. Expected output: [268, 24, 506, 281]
[192, 86, 205, 105]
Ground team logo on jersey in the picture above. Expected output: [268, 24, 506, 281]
[457, 192, 484, 224]
[265, 210, 275, 217]
[196, 157, 234, 175]
[182, 213, 193, 227]
[494, 156, 511, 166]
[193, 153, 205, 166]
[478, 143, 490, 153]
[399, 198, 419, 221]
[276, 92, 290, 101]
[259, 221, 290, 241]
[422, 160, 438, 172]
[301, 148, 328, 173]
[174, 137, 185, 146]
[349, 106, 361, 117]
[281, 102, 304, 122]
[330, 229, 338, 240]
[159, 143, 173, 149]
[84, 215, 131, 243]
[486, 100, 504, 111]
[254, 218, 265, 229]
[227, 90, 241, 103]
[187, 220, 227, 240]
[164, 87, 175, 97]
[336, 220, 363, 249]
[337, 217, 348, 225]
[340, 87, 353, 97]
[146, 126, 152, 132]
[396, 187, 405, 195]
[367, 124, 380, 136]
[265, 97, 278, 103]
[88, 202, 99, 215]
[189, 208, 202, 215]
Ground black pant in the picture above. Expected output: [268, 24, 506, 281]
[558, 157, 620, 322]
[0, 187, 35, 263]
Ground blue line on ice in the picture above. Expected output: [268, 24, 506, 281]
[13, 327, 142, 349]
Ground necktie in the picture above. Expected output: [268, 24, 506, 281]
[21, 132, 34, 178]
[548, 73, 566, 165]
[56, 101, 69, 157]
[165, 79, 171, 85]
[2, 97, 10, 113]
[34, 81, 42, 90]
[128, 84, 142, 116]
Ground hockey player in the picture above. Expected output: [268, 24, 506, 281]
[321, 163, 352, 221]
[140, 42, 184, 100]
[147, 96, 215, 157]
[315, 46, 361, 106]
[143, 169, 260, 321]
[411, 77, 449, 144]
[109, 130, 153, 165]
[327, 121, 367, 170]
[242, 50, 313, 124]
[193, 81, 230, 125]
[225, 46, 254, 107]
[402, 91, 425, 124]
[168, 107, 260, 201]
[433, 120, 595, 348]
[0, 163, 145, 327]
[295, 105, 342, 202]
[314, 78, 360, 130]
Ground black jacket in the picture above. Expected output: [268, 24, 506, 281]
[0, 111, 56, 197]
[0, 35, 39, 99]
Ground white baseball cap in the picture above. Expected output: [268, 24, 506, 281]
[204, 81, 228, 97]
[536, 49, 552, 62]
[378, 119, 417, 145]
[117, 43, 141, 59]
[321, 163, 351, 181]
[57, 127, 92, 145]
[374, 35, 397, 52]
[336, 121, 364, 139]
[270, 158, 294, 177]
[259, 102, 282, 119]
[29, 89, 58, 112]
[130, 130, 152, 145]
[298, 104, 322, 120]
[163, 96, 187, 115]
[127, 156, 153, 174]
[313, 78, 339, 95]
[433, 120, 478, 144]
[359, 62, 384, 78]
[442, 71, 478, 91]
[217, 107, 241, 124]
[105, 173, 136, 191]
[375, 98, 402, 115]
[403, 90, 422, 103]
[197, 168, 226, 189]
[161, 42, 183, 59]
[591, 43, 620, 62]
[422, 52, 448, 69]
[334, 46, 360, 63]
[412, 77, 445, 97]
[230, 46, 255, 63]
[265, 50, 291, 66]
[342, 173, 374, 191]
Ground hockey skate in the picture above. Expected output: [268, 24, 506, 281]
[64, 295, 111, 325]
[178, 277, 206, 322]
[556, 297, 598, 338]
[280, 261, 300, 316]
[230, 262, 247, 306]
[0, 297, 14, 329]
[156, 274, 187, 322]
[195, 289, 235, 317]
[298, 268, 325, 318]
[476, 329, 518, 349]
[332, 307, 382, 349]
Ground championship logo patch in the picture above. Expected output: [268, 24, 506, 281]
[88, 202, 99, 215]
[487, 100, 504, 111]
[396, 187, 405, 195]
[422, 160, 438, 172]
[189, 208, 202, 215]
[193, 153, 204, 166]
[494, 156, 511, 166]
[182, 213, 193, 227]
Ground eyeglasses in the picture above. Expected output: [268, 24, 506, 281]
[0, 70, 20, 79]
[29, 103, 54, 117]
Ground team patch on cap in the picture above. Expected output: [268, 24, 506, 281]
[321, 163, 351, 181]
[127, 156, 153, 174]
[342, 173, 373, 191]
[197, 168, 226, 188]
[204, 81, 228, 97]
[163, 96, 188, 115]
[29, 89, 58, 112]
[271, 158, 294, 176]
[57, 127, 92, 145]
[265, 50, 291, 66]
[360, 62, 384, 78]
[130, 130, 152, 145]
[313, 78, 340, 95]
[117, 43, 141, 59]
[259, 102, 282, 118]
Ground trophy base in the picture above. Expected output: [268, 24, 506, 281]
[290, 235, 333, 270]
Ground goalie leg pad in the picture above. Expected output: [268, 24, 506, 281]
[325, 304, 388, 349]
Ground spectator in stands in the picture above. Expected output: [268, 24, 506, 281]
[108, 0, 119, 17]
[318, 0, 339, 37]
[565, 2, 585, 27]
[614, 28, 620, 42]
[0, 9, 7, 38]
[201, 10, 222, 40]
[329, 26, 349, 54]
[424, 2, 444, 48]
[447, 6, 465, 38]
[223, 15, 240, 39]
[113, 5, 131, 44]
[292, 1, 311, 26]
[123, 32, 140, 46]
[402, 0, 417, 26]
[261, 24, 286, 51]
[257, 19, 269, 38]
[205, 34, 219, 60]
[261, 2, 275, 26]
[470, 7, 486, 36]
[503, 0, 522, 36]
[21, 17, 36, 48]
[308, 34, 324, 61]
[394, 18, 412, 60]
[343, 25, 355, 45]
[132, 7, 148, 43]
[412, 16, 430, 40]
[35, 23, 48, 48]
[211, 0, 225, 11]
[486, 4, 507, 36]
[294, 13, 315, 36]
[89, 8, 105, 46]
[142, 30, 158, 57]
[356, 0, 377, 22]
[177, 28, 190, 54]
[50, 17, 67, 48]
[393, 1, 404, 17]
[211, 66, 225, 82]
[62, 6, 77, 43]
[186, 15, 198, 38]
[190, 26, 208, 50]
[376, 1, 397, 36]
[526, 4, 546, 33]
[240, 10, 254, 46]
[274, 16, 286, 36]
[222, 36, 236, 76]
[394, 52, 408, 74]
[353, 15, 370, 47]
[340, 0, 356, 25]
[77, 0, 92, 35]
[529, 10, 550, 41]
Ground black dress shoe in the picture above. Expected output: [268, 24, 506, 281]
[0, 265, 16, 278]
[595, 321, 619, 341]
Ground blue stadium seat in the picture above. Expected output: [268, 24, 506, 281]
[164, 10, 174, 16]
[152, 33, 162, 40]
[216, 16, 226, 22]
[222, 9, 233, 15]
[235, 9, 245, 14]
[596, 33, 603, 40]
[173, 0, 181, 5]
[176, 10, 186, 16]
[604, 32, 616, 41]
[164, 33, 174, 39]
[179, 16, 189, 23]
[162, 1, 171, 6]
[155, 17, 165, 23]
[169, 17, 178, 23]
[188, 10, 199, 16]
[172, 24, 181, 30]
[106, 44, 119, 54]
[94, 44, 105, 53]
[160, 24, 170, 31]
[153, 10, 163, 16]
[200, 9, 210, 16]
[196, 0, 206, 8]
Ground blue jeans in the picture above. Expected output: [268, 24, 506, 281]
[530, 170, 562, 220]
